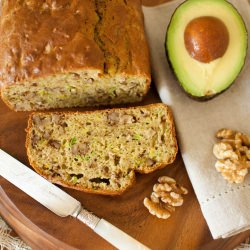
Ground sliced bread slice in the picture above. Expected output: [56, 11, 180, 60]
[26, 104, 178, 195]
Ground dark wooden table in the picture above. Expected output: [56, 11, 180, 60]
[0, 0, 249, 249]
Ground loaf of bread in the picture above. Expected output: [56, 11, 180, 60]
[26, 104, 178, 195]
[0, 0, 150, 111]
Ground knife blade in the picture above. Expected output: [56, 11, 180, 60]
[0, 149, 150, 250]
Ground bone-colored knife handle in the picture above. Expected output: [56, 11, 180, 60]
[75, 207, 150, 249]
[94, 219, 151, 250]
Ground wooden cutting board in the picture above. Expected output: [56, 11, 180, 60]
[0, 86, 249, 250]
[0, 0, 249, 249]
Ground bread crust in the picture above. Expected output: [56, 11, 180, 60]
[0, 0, 150, 86]
[26, 103, 178, 195]
[0, 88, 17, 112]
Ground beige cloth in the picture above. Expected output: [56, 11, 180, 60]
[143, 0, 250, 239]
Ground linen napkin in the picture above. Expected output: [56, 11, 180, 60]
[142, 0, 250, 239]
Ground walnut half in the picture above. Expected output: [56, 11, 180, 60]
[213, 128, 250, 184]
[143, 176, 188, 219]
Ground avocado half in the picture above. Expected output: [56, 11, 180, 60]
[166, 0, 248, 100]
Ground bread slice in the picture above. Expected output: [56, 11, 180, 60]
[0, 0, 150, 111]
[26, 104, 178, 195]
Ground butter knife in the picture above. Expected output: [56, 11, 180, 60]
[0, 149, 150, 250]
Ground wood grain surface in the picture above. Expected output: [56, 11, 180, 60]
[0, 0, 250, 249]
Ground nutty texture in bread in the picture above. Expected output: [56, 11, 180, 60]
[26, 104, 178, 195]
[0, 0, 150, 111]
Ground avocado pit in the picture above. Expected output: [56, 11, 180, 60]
[184, 16, 229, 63]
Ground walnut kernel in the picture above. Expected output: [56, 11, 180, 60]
[213, 129, 250, 183]
[143, 198, 171, 219]
[143, 176, 188, 219]
[216, 128, 236, 139]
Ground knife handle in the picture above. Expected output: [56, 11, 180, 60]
[76, 207, 100, 230]
[94, 219, 151, 250]
[76, 207, 150, 249]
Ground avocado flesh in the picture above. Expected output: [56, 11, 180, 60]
[166, 0, 248, 99]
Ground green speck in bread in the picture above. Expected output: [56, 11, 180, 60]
[71, 176, 78, 184]
[149, 148, 156, 158]
[69, 137, 77, 146]
[83, 155, 90, 161]
[38, 90, 48, 96]
[109, 87, 117, 97]
[133, 134, 142, 140]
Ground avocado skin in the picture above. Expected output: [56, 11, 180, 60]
[165, 0, 248, 101]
